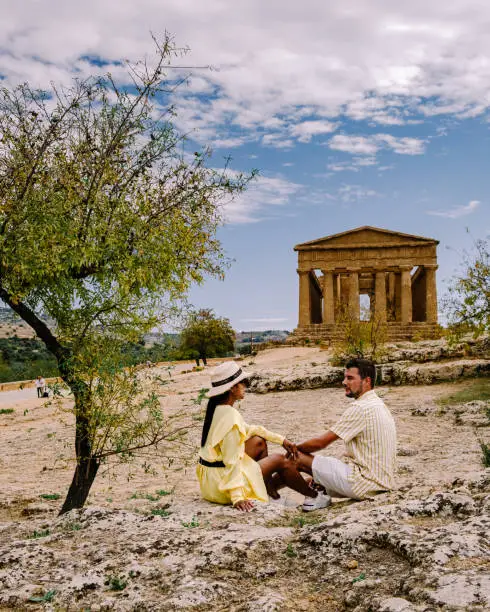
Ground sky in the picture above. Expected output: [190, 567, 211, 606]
[2, 1, 489, 331]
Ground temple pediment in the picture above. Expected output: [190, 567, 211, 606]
[295, 226, 438, 250]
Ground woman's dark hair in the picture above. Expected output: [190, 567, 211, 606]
[201, 391, 230, 447]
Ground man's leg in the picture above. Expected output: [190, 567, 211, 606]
[300, 454, 359, 499]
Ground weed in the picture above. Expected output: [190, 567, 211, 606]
[352, 572, 366, 584]
[130, 489, 173, 501]
[285, 543, 297, 558]
[105, 575, 127, 591]
[156, 489, 173, 497]
[0, 408, 14, 414]
[481, 443, 490, 468]
[23, 408, 29, 416]
[29, 529, 50, 539]
[40, 493, 60, 500]
[182, 516, 199, 528]
[65, 521, 82, 532]
[190, 388, 209, 405]
[289, 514, 327, 529]
[151, 508, 171, 517]
[106, 497, 113, 503]
[437, 378, 490, 407]
[28, 589, 56, 603]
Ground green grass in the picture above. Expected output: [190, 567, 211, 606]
[437, 377, 490, 406]
[129, 489, 173, 502]
[156, 488, 173, 496]
[285, 542, 297, 558]
[105, 575, 127, 591]
[28, 529, 50, 539]
[150, 508, 171, 517]
[39, 493, 61, 500]
[182, 516, 199, 528]
[481, 443, 490, 468]
[0, 408, 14, 414]
[289, 514, 328, 529]
[64, 521, 82, 532]
[28, 589, 56, 603]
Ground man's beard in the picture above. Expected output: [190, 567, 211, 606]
[345, 388, 360, 399]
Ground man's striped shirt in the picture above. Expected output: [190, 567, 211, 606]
[330, 390, 397, 498]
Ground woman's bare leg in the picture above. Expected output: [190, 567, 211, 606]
[245, 436, 268, 461]
[259, 453, 316, 499]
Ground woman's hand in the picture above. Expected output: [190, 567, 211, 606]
[234, 500, 255, 512]
[282, 438, 298, 460]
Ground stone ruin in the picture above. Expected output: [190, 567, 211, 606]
[290, 226, 441, 342]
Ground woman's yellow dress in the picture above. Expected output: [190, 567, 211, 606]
[196, 404, 284, 505]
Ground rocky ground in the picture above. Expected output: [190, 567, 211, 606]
[0, 344, 489, 611]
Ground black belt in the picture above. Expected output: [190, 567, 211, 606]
[199, 457, 225, 468]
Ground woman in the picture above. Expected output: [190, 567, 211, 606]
[196, 361, 326, 511]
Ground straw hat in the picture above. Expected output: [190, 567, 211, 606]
[207, 361, 251, 397]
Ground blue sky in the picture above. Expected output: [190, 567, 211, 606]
[2, 1, 489, 331]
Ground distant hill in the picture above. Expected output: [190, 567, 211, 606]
[236, 329, 290, 344]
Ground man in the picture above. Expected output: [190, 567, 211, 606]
[294, 358, 397, 512]
[35, 376, 46, 398]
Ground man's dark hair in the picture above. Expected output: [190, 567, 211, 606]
[345, 358, 376, 387]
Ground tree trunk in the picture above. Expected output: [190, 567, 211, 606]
[59, 393, 98, 515]
[59, 452, 99, 515]
[0, 290, 100, 516]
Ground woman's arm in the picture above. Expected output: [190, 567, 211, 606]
[246, 423, 284, 446]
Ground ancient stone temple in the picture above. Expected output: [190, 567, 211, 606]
[291, 226, 440, 342]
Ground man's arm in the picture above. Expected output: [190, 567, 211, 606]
[297, 430, 339, 454]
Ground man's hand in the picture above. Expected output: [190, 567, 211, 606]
[282, 438, 298, 460]
[233, 500, 255, 512]
[297, 430, 339, 454]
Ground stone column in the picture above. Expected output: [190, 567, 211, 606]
[322, 270, 335, 324]
[348, 269, 360, 320]
[425, 264, 438, 323]
[374, 271, 387, 322]
[400, 266, 412, 324]
[297, 270, 311, 328]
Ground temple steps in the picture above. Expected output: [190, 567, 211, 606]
[288, 322, 442, 343]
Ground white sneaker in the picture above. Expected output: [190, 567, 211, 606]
[302, 491, 331, 512]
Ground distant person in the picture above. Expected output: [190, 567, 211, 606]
[35, 376, 46, 398]
[197, 361, 329, 511]
[291, 358, 397, 511]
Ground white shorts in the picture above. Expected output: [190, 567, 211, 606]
[312, 456, 359, 499]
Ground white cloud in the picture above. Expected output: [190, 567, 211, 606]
[212, 136, 248, 148]
[222, 174, 301, 223]
[426, 200, 481, 219]
[329, 135, 379, 155]
[329, 133, 426, 156]
[289, 120, 338, 143]
[337, 184, 379, 203]
[327, 157, 378, 172]
[3, 1, 490, 150]
[241, 317, 289, 323]
[261, 133, 294, 149]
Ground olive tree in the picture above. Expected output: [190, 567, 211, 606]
[444, 238, 490, 337]
[180, 308, 235, 365]
[0, 37, 252, 513]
